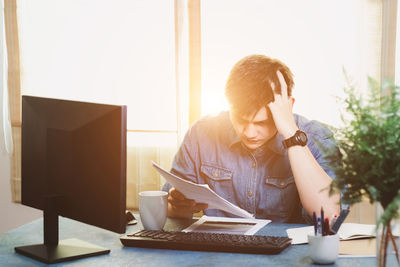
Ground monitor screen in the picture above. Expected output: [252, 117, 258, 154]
[21, 95, 127, 234]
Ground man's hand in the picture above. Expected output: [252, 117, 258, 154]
[267, 70, 299, 139]
[167, 188, 208, 219]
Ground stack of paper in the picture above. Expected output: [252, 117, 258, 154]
[182, 215, 270, 235]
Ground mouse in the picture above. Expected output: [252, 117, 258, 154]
[126, 210, 138, 225]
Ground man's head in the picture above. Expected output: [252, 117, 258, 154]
[225, 55, 294, 150]
[225, 54, 294, 116]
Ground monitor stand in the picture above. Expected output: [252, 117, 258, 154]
[15, 196, 110, 264]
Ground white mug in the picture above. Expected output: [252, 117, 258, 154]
[308, 233, 339, 264]
[139, 191, 168, 230]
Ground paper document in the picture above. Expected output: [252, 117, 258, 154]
[183, 215, 270, 235]
[152, 162, 254, 219]
[286, 223, 400, 245]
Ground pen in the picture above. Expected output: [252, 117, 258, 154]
[320, 207, 324, 223]
[320, 207, 324, 235]
[317, 216, 322, 235]
[323, 218, 329, 236]
[313, 212, 317, 236]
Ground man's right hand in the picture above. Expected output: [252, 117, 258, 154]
[167, 188, 208, 219]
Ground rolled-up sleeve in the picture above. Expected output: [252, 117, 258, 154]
[305, 122, 341, 180]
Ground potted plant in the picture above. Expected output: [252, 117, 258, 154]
[326, 76, 400, 267]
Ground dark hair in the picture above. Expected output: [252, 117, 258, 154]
[225, 54, 294, 116]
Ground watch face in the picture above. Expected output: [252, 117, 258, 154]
[296, 131, 308, 145]
[283, 130, 308, 148]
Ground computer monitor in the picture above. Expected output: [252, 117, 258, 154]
[15, 95, 127, 264]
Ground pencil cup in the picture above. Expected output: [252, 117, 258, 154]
[307, 233, 339, 264]
[139, 191, 168, 230]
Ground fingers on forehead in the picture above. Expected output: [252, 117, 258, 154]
[276, 70, 287, 94]
[270, 71, 284, 94]
[276, 71, 285, 86]
[276, 70, 284, 80]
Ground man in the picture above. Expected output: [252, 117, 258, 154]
[164, 54, 341, 223]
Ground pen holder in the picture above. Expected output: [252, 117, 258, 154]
[307, 233, 339, 264]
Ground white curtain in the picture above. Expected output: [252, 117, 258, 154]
[0, 0, 13, 157]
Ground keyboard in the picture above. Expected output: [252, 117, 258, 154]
[120, 230, 292, 254]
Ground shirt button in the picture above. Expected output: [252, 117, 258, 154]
[252, 162, 256, 168]
[248, 190, 253, 197]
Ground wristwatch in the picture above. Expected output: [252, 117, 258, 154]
[282, 130, 308, 148]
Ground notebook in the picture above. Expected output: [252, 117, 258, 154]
[286, 223, 400, 245]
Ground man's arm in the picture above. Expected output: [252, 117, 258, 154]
[287, 144, 341, 218]
[268, 71, 340, 219]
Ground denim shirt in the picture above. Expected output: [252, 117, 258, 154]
[163, 111, 340, 223]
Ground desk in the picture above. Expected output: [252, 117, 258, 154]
[0, 216, 378, 266]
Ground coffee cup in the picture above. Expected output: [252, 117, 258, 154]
[139, 191, 168, 230]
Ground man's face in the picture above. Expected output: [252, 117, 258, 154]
[230, 106, 277, 150]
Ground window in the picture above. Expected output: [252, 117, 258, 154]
[200, 0, 381, 127]
[16, 0, 179, 208]
[18, 0, 177, 146]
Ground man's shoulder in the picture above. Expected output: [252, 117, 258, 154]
[184, 111, 233, 148]
[294, 114, 334, 139]
[191, 111, 231, 132]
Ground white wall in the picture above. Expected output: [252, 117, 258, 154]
[0, 148, 41, 233]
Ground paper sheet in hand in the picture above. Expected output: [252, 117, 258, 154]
[152, 162, 254, 219]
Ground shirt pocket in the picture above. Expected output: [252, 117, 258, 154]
[200, 163, 234, 202]
[264, 176, 297, 217]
